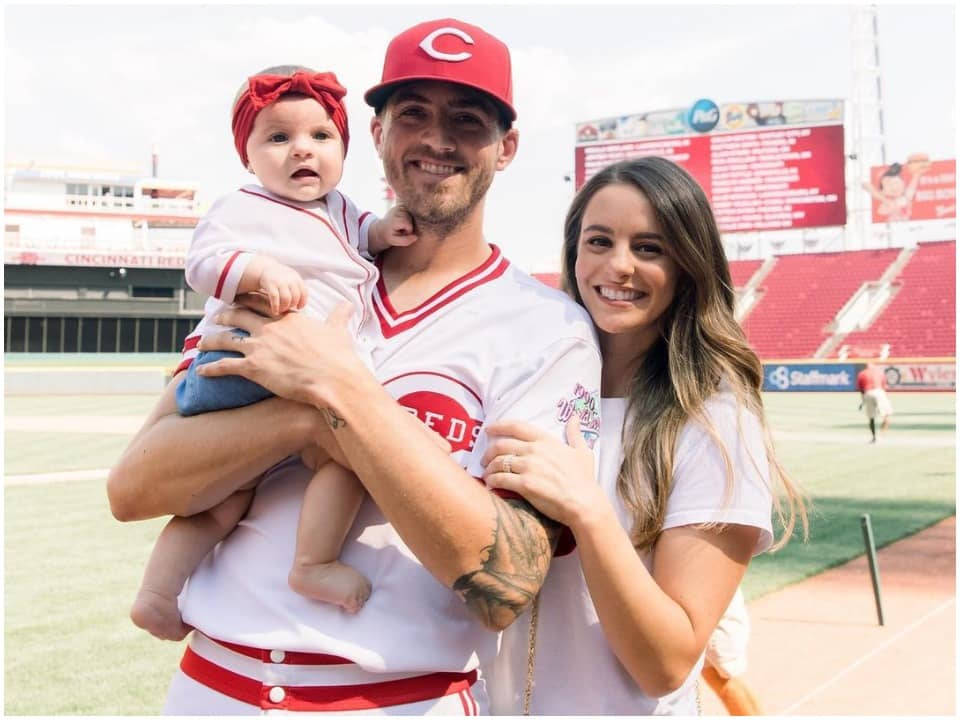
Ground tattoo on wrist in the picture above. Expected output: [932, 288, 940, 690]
[452, 497, 562, 629]
[319, 407, 347, 430]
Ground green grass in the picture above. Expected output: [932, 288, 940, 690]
[743, 392, 955, 600]
[5, 433, 137, 475]
[3, 389, 955, 714]
[4, 480, 182, 714]
[4, 395, 161, 475]
[4, 395, 161, 416]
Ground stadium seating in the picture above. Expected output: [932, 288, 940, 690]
[741, 248, 901, 359]
[836, 240, 955, 358]
[533, 242, 954, 360]
[728, 259, 763, 288]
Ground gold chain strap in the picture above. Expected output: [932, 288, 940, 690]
[522, 592, 540, 715]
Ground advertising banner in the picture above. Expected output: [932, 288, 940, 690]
[575, 99, 846, 233]
[865, 157, 956, 223]
[762, 361, 955, 392]
[763, 363, 858, 391]
[4, 249, 185, 268]
[882, 362, 955, 391]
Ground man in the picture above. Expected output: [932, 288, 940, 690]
[108, 17, 601, 715]
[856, 361, 893, 443]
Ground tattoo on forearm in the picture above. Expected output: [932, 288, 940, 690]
[319, 407, 347, 430]
[452, 497, 563, 628]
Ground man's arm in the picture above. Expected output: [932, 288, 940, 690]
[314, 370, 562, 630]
[195, 306, 585, 630]
[106, 374, 329, 521]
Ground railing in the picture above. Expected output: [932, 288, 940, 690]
[4, 192, 201, 216]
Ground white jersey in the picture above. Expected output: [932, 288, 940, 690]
[486, 391, 773, 715]
[179, 184, 377, 370]
[179, 244, 603, 675]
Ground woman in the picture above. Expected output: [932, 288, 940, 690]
[480, 157, 807, 714]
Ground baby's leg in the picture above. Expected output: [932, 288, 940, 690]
[131, 489, 255, 640]
[288, 462, 370, 613]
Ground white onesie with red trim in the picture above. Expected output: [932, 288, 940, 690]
[178, 183, 377, 372]
[178, 244, 602, 677]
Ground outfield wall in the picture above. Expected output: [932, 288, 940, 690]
[762, 359, 956, 391]
[4, 355, 956, 395]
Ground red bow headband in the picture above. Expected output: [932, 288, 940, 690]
[231, 70, 350, 167]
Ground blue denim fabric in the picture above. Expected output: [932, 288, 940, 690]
[175, 329, 274, 416]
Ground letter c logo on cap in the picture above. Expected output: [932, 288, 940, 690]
[419, 27, 474, 62]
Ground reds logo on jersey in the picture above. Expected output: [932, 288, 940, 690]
[383, 371, 483, 456]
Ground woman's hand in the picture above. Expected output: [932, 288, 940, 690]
[196, 302, 370, 409]
[482, 417, 607, 529]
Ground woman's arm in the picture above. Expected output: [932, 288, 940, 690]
[106, 373, 331, 521]
[573, 510, 757, 696]
[484, 417, 759, 696]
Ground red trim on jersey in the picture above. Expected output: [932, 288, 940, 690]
[238, 187, 374, 319]
[214, 250, 243, 299]
[337, 190, 351, 247]
[210, 637, 352, 665]
[373, 245, 509, 338]
[174, 335, 201, 374]
[382, 371, 483, 406]
[358, 211, 371, 226]
[180, 645, 478, 711]
[238, 187, 346, 247]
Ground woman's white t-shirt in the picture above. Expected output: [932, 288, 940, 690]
[485, 392, 773, 715]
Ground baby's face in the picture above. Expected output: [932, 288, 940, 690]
[245, 95, 345, 202]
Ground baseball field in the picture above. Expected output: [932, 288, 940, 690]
[4, 358, 955, 714]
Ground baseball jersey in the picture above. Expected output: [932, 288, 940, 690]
[485, 390, 773, 715]
[178, 244, 602, 674]
[857, 366, 887, 392]
[177, 184, 377, 373]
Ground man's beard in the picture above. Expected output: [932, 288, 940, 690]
[388, 155, 495, 237]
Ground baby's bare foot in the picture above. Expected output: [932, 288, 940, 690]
[289, 560, 372, 613]
[131, 588, 192, 641]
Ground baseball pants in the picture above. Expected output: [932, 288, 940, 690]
[164, 632, 488, 715]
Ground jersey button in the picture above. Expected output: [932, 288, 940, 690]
[268, 686, 286, 703]
[269, 650, 285, 663]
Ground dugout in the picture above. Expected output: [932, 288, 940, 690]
[4, 264, 204, 353]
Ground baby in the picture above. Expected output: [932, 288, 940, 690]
[130, 66, 414, 641]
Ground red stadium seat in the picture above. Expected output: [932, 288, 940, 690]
[838, 240, 955, 358]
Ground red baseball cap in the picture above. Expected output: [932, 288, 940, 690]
[364, 18, 516, 121]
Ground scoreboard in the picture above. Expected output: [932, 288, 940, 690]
[575, 99, 847, 233]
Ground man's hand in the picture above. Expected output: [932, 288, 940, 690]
[195, 303, 367, 410]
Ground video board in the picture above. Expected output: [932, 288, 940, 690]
[574, 99, 847, 232]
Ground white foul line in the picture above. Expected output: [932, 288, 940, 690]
[5, 468, 110, 486]
[779, 596, 956, 715]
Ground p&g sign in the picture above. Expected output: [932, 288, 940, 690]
[687, 98, 720, 133]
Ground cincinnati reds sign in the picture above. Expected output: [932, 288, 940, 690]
[418, 27, 474, 62]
